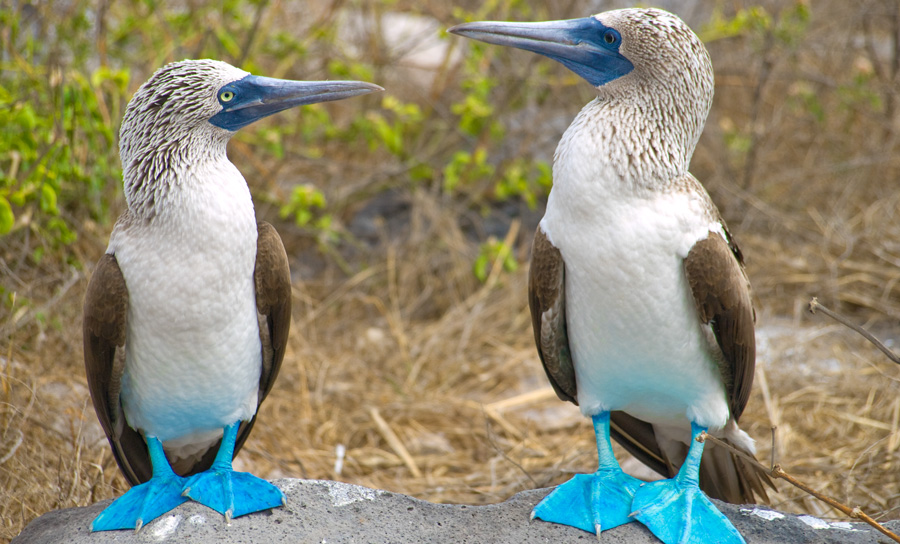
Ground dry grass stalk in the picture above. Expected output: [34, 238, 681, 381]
[368, 407, 422, 478]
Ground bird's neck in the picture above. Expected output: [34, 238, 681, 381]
[121, 130, 236, 221]
[553, 91, 705, 198]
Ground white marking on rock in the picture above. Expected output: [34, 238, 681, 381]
[321, 480, 384, 507]
[276, 478, 302, 494]
[741, 507, 785, 521]
[151, 514, 181, 539]
[798, 515, 831, 529]
[188, 514, 206, 526]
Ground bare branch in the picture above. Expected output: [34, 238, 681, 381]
[698, 431, 900, 543]
[808, 297, 900, 365]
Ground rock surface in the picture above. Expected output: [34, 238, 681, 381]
[12, 479, 897, 543]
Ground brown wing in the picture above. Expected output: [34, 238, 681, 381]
[683, 230, 755, 421]
[528, 226, 577, 404]
[231, 221, 292, 459]
[83, 253, 151, 486]
[685, 229, 773, 503]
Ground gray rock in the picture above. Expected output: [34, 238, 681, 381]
[12, 479, 898, 543]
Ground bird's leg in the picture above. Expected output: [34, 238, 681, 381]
[532, 411, 641, 536]
[182, 421, 285, 521]
[630, 422, 745, 544]
[90, 436, 188, 532]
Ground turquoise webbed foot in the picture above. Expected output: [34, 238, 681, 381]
[182, 421, 285, 521]
[183, 467, 285, 520]
[532, 466, 642, 533]
[630, 423, 745, 544]
[532, 412, 641, 534]
[91, 436, 188, 532]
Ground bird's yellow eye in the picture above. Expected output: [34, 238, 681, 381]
[220, 91, 235, 102]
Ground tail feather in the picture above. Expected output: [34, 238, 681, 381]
[611, 411, 773, 504]
[698, 438, 773, 504]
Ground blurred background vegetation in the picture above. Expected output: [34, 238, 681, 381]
[2, 0, 900, 541]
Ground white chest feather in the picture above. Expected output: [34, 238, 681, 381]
[542, 101, 730, 430]
[109, 160, 261, 446]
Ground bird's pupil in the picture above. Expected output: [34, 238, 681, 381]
[604, 31, 616, 44]
[222, 91, 234, 101]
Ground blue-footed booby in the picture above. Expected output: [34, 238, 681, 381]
[83, 59, 382, 532]
[450, 9, 770, 544]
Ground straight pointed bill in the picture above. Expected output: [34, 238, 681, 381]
[448, 18, 634, 87]
[210, 77, 384, 131]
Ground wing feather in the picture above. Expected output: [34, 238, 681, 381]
[231, 221, 292, 458]
[528, 226, 577, 404]
[83, 253, 151, 485]
[683, 231, 755, 421]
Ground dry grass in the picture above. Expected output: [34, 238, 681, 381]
[4, 1, 900, 542]
[4, 190, 900, 542]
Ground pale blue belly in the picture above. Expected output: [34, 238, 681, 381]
[115, 220, 262, 443]
[566, 252, 729, 429]
[543, 196, 731, 430]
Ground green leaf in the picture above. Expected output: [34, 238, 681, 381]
[0, 196, 13, 234]
[473, 238, 519, 283]
[473, 253, 489, 282]
[40, 184, 59, 215]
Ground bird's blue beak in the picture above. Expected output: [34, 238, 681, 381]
[448, 17, 634, 88]
[209, 76, 383, 131]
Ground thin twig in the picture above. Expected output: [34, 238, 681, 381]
[808, 297, 900, 365]
[698, 431, 900, 543]
[238, 0, 268, 67]
[481, 405, 537, 486]
[769, 426, 777, 470]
